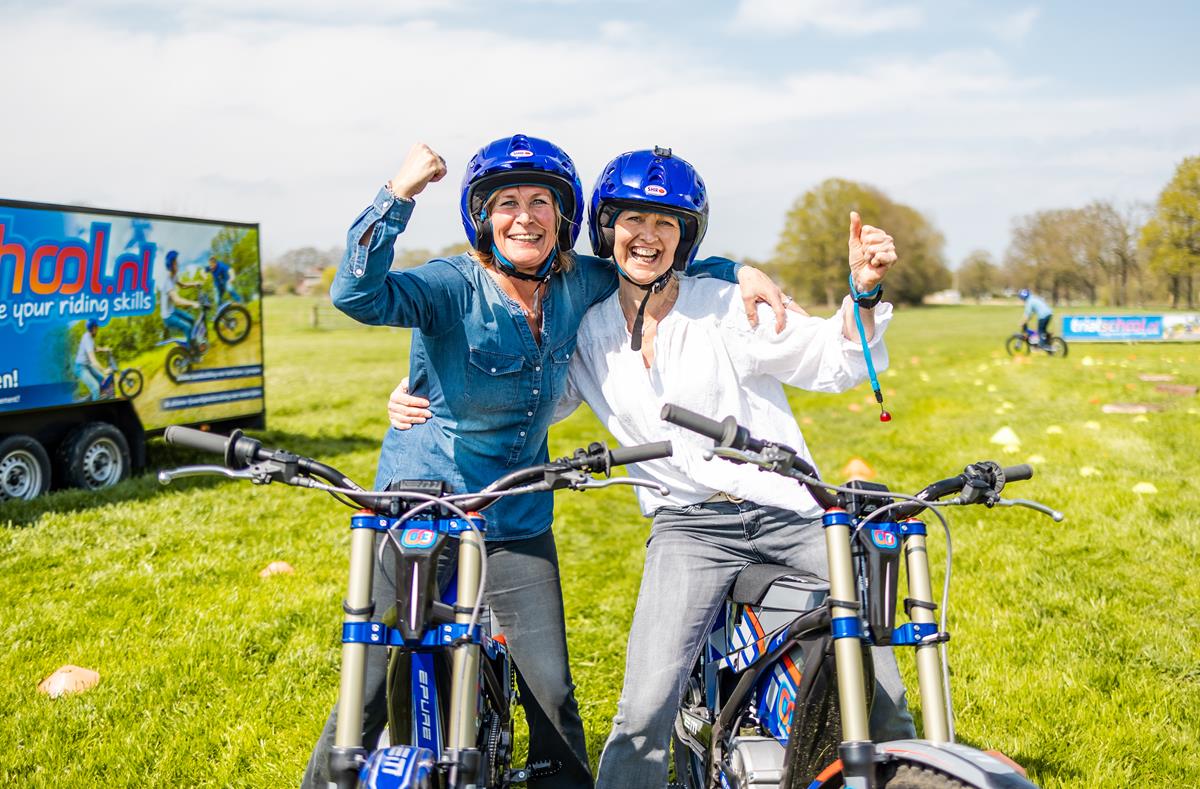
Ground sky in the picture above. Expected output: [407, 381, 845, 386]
[2, 0, 1198, 268]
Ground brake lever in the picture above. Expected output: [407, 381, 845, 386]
[994, 497, 1065, 522]
[158, 465, 273, 485]
[571, 477, 670, 496]
[704, 446, 766, 468]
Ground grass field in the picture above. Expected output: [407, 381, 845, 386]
[2, 295, 1198, 787]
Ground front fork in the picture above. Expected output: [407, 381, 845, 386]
[445, 530, 485, 784]
[331, 526, 379, 788]
[822, 511, 949, 789]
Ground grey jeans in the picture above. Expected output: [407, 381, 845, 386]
[594, 500, 916, 789]
[301, 528, 593, 789]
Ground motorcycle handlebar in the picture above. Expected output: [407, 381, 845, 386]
[608, 441, 673, 467]
[661, 404, 763, 453]
[1002, 464, 1034, 482]
[165, 425, 237, 457]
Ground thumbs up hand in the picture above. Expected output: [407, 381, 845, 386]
[848, 211, 897, 293]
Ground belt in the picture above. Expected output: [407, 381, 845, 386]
[705, 491, 745, 504]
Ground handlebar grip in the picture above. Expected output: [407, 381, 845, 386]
[164, 426, 231, 456]
[1002, 464, 1034, 483]
[661, 404, 730, 442]
[609, 441, 673, 467]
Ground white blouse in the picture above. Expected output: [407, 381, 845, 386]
[556, 277, 892, 517]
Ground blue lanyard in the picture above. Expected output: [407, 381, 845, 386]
[848, 273, 890, 422]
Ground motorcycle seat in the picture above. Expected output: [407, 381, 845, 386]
[730, 563, 828, 606]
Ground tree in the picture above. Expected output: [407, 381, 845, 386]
[263, 246, 341, 295]
[1140, 156, 1200, 309]
[767, 178, 949, 307]
[956, 250, 999, 301]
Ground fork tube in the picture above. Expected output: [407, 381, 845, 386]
[823, 510, 871, 743]
[334, 527, 378, 750]
[903, 527, 949, 743]
[447, 529, 483, 749]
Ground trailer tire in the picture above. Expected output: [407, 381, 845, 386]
[58, 422, 131, 492]
[0, 435, 52, 501]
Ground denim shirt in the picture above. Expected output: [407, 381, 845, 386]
[330, 187, 741, 541]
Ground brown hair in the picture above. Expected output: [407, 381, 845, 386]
[471, 188, 577, 274]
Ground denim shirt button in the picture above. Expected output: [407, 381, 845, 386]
[491, 367, 497, 372]
[354, 268, 364, 276]
[532, 389, 539, 395]
[535, 366, 542, 372]
[526, 411, 533, 417]
[520, 431, 526, 436]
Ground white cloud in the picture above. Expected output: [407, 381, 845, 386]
[733, 0, 924, 35]
[993, 6, 1040, 43]
[1, 4, 1196, 270]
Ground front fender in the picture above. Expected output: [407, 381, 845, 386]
[876, 740, 1038, 788]
[358, 746, 436, 789]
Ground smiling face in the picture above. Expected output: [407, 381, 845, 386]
[488, 186, 559, 271]
[612, 209, 681, 285]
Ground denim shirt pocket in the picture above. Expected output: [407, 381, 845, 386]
[549, 337, 577, 400]
[465, 347, 525, 412]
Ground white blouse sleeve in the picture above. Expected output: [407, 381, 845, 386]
[551, 356, 585, 424]
[742, 295, 892, 393]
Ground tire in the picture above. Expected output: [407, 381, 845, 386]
[165, 346, 190, 384]
[1004, 335, 1029, 356]
[214, 303, 251, 345]
[58, 422, 131, 491]
[821, 761, 973, 788]
[1046, 337, 1068, 357]
[118, 369, 144, 399]
[0, 435, 52, 501]
[879, 762, 972, 788]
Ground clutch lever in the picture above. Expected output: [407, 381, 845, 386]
[158, 463, 279, 485]
[571, 477, 670, 496]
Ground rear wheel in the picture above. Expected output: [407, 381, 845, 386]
[214, 303, 251, 345]
[1004, 334, 1029, 356]
[1046, 336, 1068, 357]
[165, 346, 190, 383]
[0, 435, 52, 501]
[58, 422, 130, 491]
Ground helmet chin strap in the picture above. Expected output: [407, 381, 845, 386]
[618, 266, 675, 352]
[492, 244, 556, 283]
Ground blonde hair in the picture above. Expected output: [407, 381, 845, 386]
[471, 188, 577, 274]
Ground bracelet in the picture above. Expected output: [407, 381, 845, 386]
[848, 273, 883, 309]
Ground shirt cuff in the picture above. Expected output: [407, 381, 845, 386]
[373, 185, 416, 224]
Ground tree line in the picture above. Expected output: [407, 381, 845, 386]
[958, 156, 1199, 308]
[265, 155, 1199, 309]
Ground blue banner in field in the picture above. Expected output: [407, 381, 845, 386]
[1062, 314, 1200, 342]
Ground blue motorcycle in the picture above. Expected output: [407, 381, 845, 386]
[662, 404, 1062, 789]
[158, 426, 671, 788]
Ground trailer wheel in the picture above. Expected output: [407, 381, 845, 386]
[0, 435, 52, 501]
[58, 422, 131, 492]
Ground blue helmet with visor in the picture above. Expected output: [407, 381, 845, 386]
[588, 146, 709, 271]
[459, 135, 584, 273]
[1018, 288, 1030, 300]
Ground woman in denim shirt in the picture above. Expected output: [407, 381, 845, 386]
[303, 135, 787, 788]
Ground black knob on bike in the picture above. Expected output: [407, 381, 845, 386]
[164, 426, 231, 456]
[609, 441, 673, 467]
[1001, 464, 1034, 483]
[661, 404, 761, 452]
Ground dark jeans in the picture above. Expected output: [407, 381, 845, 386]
[1036, 315, 1052, 343]
[301, 529, 592, 789]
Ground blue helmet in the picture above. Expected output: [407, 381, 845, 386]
[86, 318, 99, 331]
[459, 134, 584, 254]
[1018, 288, 1030, 300]
[165, 249, 179, 269]
[589, 147, 709, 270]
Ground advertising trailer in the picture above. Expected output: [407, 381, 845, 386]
[0, 199, 265, 501]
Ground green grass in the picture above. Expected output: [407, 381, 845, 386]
[2, 296, 1198, 787]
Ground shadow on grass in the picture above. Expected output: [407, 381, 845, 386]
[1, 429, 381, 529]
[953, 731, 1078, 785]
